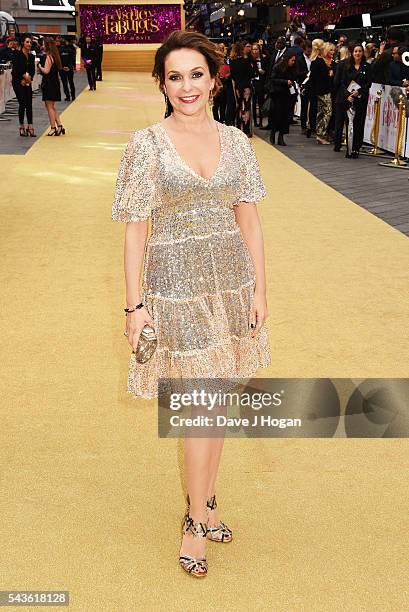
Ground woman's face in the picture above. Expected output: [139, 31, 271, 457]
[164, 48, 215, 117]
[288, 55, 296, 67]
[327, 47, 335, 59]
[23, 38, 32, 51]
[243, 43, 252, 56]
[251, 45, 260, 59]
[353, 46, 363, 62]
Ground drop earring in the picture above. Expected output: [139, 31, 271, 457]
[208, 89, 214, 110]
[164, 91, 172, 118]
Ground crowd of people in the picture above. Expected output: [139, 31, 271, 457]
[212, 26, 409, 158]
[0, 33, 103, 137]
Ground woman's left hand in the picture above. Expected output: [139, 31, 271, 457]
[249, 291, 269, 337]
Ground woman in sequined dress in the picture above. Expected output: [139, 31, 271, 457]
[112, 31, 271, 578]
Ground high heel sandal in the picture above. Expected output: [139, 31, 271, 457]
[179, 513, 208, 578]
[57, 125, 65, 135]
[19, 126, 27, 137]
[47, 127, 58, 136]
[186, 493, 233, 543]
[27, 127, 36, 137]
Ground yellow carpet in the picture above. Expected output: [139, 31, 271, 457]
[1, 71, 408, 611]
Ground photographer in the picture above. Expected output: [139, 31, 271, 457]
[371, 27, 406, 85]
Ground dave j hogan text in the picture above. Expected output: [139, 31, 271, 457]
[169, 415, 302, 429]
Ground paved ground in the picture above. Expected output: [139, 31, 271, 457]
[0, 70, 88, 155]
[255, 121, 409, 237]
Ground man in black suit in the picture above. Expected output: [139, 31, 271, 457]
[59, 38, 76, 100]
[266, 36, 287, 74]
[297, 39, 312, 133]
[261, 37, 287, 130]
[81, 35, 97, 91]
[95, 37, 103, 81]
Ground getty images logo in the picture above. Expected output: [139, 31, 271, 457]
[402, 51, 409, 67]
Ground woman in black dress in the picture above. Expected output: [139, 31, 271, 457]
[11, 35, 36, 137]
[230, 41, 257, 136]
[37, 37, 65, 136]
[266, 51, 297, 146]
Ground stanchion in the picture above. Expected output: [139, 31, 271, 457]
[379, 95, 408, 169]
[361, 89, 391, 157]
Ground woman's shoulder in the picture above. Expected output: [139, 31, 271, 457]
[223, 123, 245, 140]
[223, 124, 252, 150]
[123, 125, 159, 162]
[127, 124, 158, 145]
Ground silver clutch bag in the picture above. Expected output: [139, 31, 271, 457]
[132, 324, 157, 364]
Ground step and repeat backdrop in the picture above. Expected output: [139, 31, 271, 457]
[78, 2, 182, 44]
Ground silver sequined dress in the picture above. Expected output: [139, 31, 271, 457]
[112, 121, 271, 399]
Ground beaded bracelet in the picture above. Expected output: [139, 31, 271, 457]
[124, 302, 144, 314]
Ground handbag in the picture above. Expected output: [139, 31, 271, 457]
[133, 324, 157, 363]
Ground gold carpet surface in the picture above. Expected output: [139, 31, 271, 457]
[1, 72, 408, 612]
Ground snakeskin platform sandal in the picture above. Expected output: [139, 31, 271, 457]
[186, 493, 233, 543]
[179, 513, 208, 578]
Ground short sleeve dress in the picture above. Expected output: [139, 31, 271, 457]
[112, 121, 272, 399]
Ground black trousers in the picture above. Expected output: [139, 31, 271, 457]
[334, 99, 368, 151]
[85, 64, 96, 89]
[12, 82, 33, 124]
[60, 68, 75, 99]
[300, 91, 309, 129]
[95, 60, 103, 80]
[307, 94, 318, 132]
[213, 85, 226, 123]
[334, 102, 347, 149]
[224, 79, 236, 126]
[350, 99, 368, 151]
[252, 80, 265, 125]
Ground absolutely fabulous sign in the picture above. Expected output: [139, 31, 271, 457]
[79, 4, 181, 44]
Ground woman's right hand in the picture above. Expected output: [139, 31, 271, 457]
[125, 306, 155, 352]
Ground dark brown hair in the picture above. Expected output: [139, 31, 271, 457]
[152, 30, 224, 97]
[44, 37, 62, 71]
[347, 43, 365, 71]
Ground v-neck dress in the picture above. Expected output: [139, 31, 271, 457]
[112, 121, 271, 399]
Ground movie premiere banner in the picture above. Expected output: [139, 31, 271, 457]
[364, 83, 409, 157]
[79, 4, 181, 44]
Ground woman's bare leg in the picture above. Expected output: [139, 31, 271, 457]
[45, 101, 55, 127]
[180, 436, 212, 560]
[206, 435, 226, 526]
[53, 103, 61, 126]
[206, 403, 227, 526]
